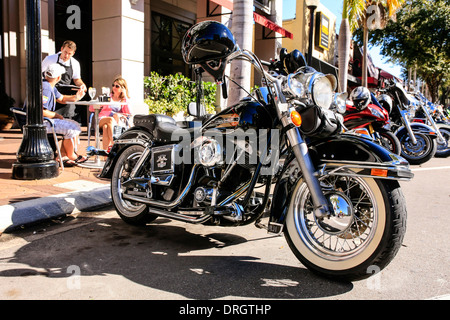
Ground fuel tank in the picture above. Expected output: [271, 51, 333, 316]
[205, 99, 275, 131]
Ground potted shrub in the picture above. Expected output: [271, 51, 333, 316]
[144, 72, 216, 117]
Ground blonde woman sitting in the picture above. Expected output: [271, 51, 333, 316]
[91, 76, 131, 150]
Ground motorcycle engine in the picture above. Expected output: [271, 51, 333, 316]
[198, 138, 223, 167]
[196, 134, 257, 169]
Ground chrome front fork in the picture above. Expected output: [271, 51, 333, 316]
[421, 106, 445, 144]
[401, 110, 418, 145]
[271, 78, 331, 220]
[285, 123, 331, 219]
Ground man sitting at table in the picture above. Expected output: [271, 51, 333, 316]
[42, 63, 88, 166]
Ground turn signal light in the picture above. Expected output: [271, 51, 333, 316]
[290, 111, 302, 127]
[371, 168, 388, 177]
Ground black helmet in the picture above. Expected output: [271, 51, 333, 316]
[182, 21, 238, 83]
[182, 21, 238, 65]
[377, 94, 393, 114]
[350, 86, 371, 110]
[284, 49, 307, 73]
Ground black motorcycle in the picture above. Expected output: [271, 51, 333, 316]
[378, 81, 438, 164]
[412, 92, 450, 158]
[99, 21, 413, 281]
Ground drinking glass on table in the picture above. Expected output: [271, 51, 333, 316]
[88, 87, 96, 101]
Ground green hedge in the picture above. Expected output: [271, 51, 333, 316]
[144, 72, 217, 116]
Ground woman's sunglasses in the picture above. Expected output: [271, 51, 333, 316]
[112, 84, 122, 89]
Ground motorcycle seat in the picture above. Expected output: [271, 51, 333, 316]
[133, 114, 199, 144]
[133, 114, 176, 133]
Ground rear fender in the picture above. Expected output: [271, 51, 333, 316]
[269, 133, 413, 225]
[99, 128, 153, 179]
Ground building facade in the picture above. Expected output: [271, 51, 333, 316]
[1, 0, 335, 119]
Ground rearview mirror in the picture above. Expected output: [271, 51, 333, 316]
[188, 102, 206, 117]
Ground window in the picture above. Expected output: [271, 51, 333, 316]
[151, 12, 191, 77]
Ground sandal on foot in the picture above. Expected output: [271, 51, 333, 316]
[63, 158, 76, 167]
[75, 155, 88, 164]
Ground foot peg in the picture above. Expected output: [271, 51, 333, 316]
[86, 146, 109, 157]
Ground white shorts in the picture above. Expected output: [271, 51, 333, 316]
[45, 118, 81, 140]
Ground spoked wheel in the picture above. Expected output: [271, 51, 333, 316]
[111, 145, 157, 225]
[284, 173, 407, 281]
[398, 132, 437, 164]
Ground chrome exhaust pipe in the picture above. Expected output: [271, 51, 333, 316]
[147, 207, 211, 224]
[122, 165, 199, 209]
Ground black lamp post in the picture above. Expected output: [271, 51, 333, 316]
[12, 0, 59, 180]
[306, 0, 320, 66]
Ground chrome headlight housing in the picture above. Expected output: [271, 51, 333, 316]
[284, 70, 337, 110]
[332, 92, 348, 114]
[311, 74, 336, 109]
[286, 73, 305, 97]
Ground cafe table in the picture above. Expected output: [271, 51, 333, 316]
[67, 100, 129, 169]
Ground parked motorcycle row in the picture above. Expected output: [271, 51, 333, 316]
[90, 21, 448, 282]
[344, 80, 450, 163]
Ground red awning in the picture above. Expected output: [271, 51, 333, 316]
[210, 0, 233, 11]
[379, 69, 394, 79]
[253, 12, 294, 40]
[208, 0, 293, 40]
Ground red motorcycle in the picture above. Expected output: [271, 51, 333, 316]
[344, 87, 401, 155]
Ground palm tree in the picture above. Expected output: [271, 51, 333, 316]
[227, 0, 253, 107]
[338, 0, 404, 92]
[361, 0, 405, 87]
[338, 0, 365, 93]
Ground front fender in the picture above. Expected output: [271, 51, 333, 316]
[395, 122, 438, 139]
[269, 133, 413, 226]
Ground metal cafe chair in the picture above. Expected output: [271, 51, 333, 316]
[10, 107, 65, 170]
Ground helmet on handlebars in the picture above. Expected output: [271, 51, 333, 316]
[182, 21, 238, 83]
[284, 49, 307, 73]
[350, 86, 371, 110]
[377, 94, 393, 114]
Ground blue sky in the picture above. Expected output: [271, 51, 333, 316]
[282, 0, 403, 78]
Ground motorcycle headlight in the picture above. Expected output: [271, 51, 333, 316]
[332, 92, 348, 114]
[368, 106, 384, 119]
[311, 74, 336, 110]
[284, 70, 337, 110]
[286, 73, 305, 97]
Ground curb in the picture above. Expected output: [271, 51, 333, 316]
[0, 186, 112, 233]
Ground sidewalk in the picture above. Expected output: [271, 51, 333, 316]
[0, 127, 112, 233]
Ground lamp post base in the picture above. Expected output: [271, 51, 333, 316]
[12, 161, 59, 180]
[12, 124, 60, 180]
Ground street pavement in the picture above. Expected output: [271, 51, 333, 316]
[0, 128, 111, 233]
[0, 127, 449, 300]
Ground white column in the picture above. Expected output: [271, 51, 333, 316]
[227, 0, 254, 107]
[92, 0, 147, 115]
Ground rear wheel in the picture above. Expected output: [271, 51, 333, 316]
[111, 145, 157, 225]
[285, 173, 407, 281]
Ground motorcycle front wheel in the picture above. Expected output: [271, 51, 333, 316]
[111, 145, 157, 225]
[284, 174, 407, 281]
[378, 131, 401, 155]
[398, 132, 437, 164]
[435, 126, 450, 158]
